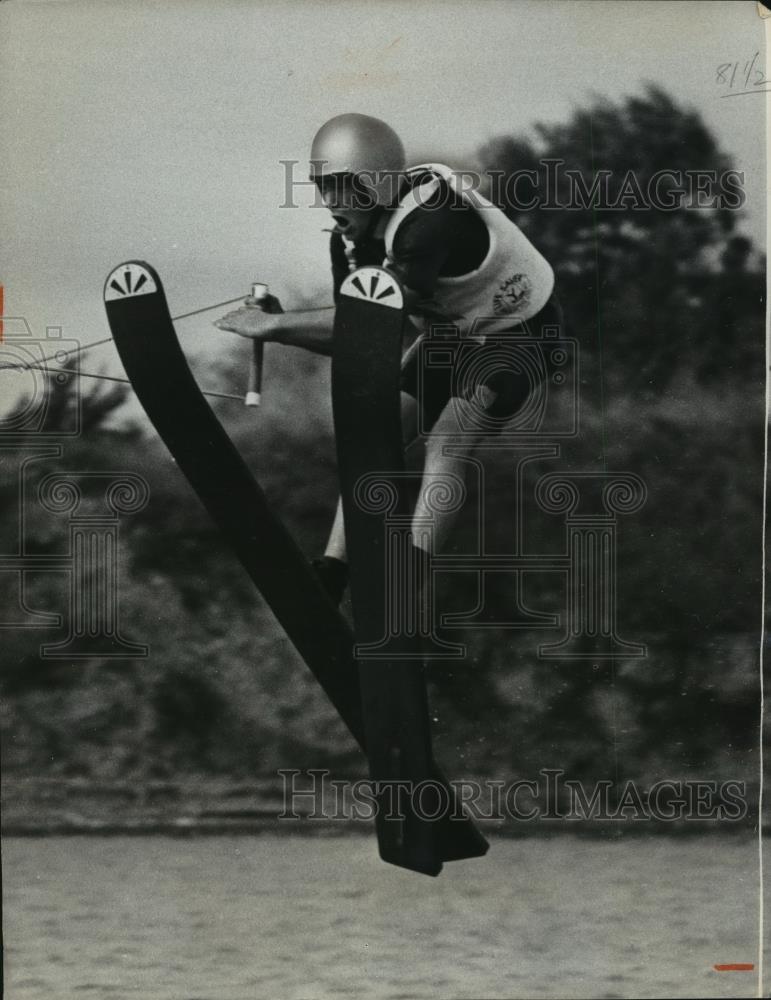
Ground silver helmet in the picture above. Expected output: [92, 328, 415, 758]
[310, 113, 406, 206]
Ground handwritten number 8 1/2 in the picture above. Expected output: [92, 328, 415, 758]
[716, 52, 770, 96]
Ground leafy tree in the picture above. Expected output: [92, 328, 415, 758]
[477, 85, 764, 394]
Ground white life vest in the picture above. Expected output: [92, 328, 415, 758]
[381, 163, 554, 338]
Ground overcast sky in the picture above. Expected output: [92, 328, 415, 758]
[0, 0, 766, 391]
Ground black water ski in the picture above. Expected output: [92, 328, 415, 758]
[332, 266, 447, 876]
[104, 261, 488, 874]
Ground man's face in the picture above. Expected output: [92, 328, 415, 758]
[314, 173, 378, 240]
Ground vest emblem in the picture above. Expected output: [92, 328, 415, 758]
[493, 273, 532, 315]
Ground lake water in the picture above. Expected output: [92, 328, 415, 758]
[2, 833, 763, 999]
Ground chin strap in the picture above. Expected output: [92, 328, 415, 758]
[341, 234, 358, 274]
[340, 207, 392, 275]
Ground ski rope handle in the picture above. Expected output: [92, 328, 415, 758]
[0, 291, 332, 403]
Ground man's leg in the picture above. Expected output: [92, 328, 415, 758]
[411, 393, 490, 554]
[318, 392, 421, 600]
[323, 498, 347, 562]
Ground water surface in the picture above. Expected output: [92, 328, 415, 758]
[2, 834, 761, 999]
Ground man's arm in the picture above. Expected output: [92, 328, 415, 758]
[275, 309, 335, 355]
[215, 305, 335, 356]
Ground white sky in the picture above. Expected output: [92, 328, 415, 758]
[0, 0, 766, 384]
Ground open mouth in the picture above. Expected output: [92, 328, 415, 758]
[331, 214, 352, 233]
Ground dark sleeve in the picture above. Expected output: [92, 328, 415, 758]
[388, 181, 488, 307]
[388, 188, 453, 301]
[330, 232, 349, 304]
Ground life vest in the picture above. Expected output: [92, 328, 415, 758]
[382, 163, 554, 337]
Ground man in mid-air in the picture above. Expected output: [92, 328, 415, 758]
[216, 112, 562, 605]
